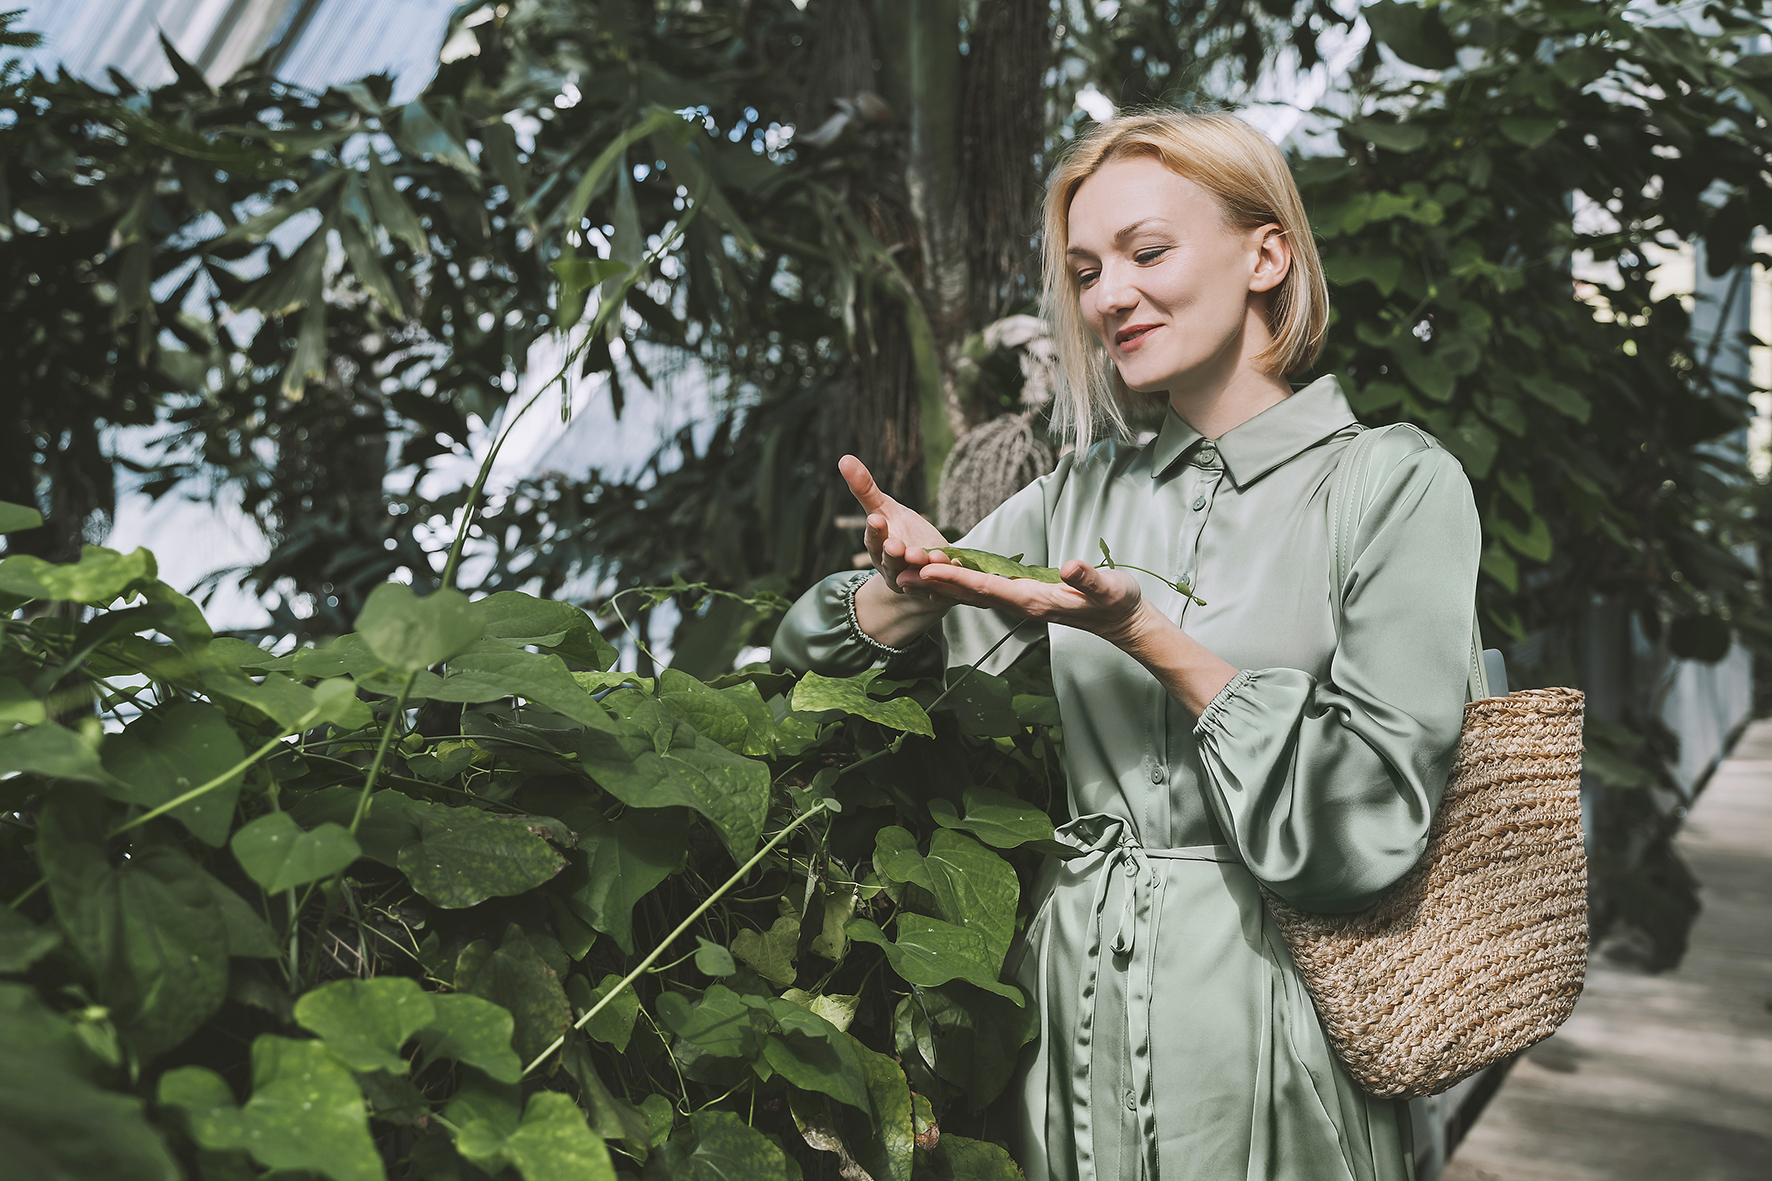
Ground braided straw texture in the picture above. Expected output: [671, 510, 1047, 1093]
[1266, 687, 1589, 1098]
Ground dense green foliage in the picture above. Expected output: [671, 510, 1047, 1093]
[5, 2, 1772, 1171]
[0, 504, 1069, 1178]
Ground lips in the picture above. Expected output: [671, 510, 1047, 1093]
[1115, 324, 1160, 347]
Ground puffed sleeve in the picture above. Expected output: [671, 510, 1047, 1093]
[1191, 437, 1480, 913]
[772, 455, 1077, 678]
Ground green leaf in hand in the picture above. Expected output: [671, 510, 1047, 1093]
[1098, 539, 1205, 606]
[933, 547, 1062, 583]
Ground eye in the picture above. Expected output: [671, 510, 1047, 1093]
[1135, 247, 1167, 265]
[1074, 269, 1099, 288]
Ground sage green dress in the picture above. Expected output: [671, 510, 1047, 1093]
[773, 376, 1481, 1181]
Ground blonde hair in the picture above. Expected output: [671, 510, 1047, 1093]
[1041, 110, 1330, 451]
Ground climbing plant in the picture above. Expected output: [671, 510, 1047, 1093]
[0, 496, 1066, 1179]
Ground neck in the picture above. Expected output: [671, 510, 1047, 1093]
[1164, 306, 1293, 439]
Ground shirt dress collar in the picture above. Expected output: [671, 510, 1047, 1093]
[1150, 374, 1359, 489]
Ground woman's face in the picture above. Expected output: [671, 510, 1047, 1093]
[1065, 155, 1288, 396]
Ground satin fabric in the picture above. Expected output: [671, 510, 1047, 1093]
[773, 376, 1481, 1180]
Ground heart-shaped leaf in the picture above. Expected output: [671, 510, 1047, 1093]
[231, 811, 362, 894]
[354, 583, 484, 674]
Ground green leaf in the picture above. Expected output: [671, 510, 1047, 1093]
[762, 998, 871, 1114]
[0, 675, 45, 727]
[39, 790, 231, 1058]
[557, 107, 684, 231]
[158, 1036, 382, 1181]
[577, 699, 772, 860]
[1322, 250, 1404, 295]
[648, 1110, 791, 1181]
[0, 545, 155, 603]
[1480, 541, 1520, 594]
[659, 669, 775, 756]
[101, 701, 246, 846]
[0, 500, 42, 533]
[845, 916, 1023, 1005]
[231, 811, 362, 893]
[396, 801, 567, 909]
[928, 785, 1056, 849]
[0, 984, 180, 1181]
[1364, 0, 1457, 69]
[294, 977, 436, 1074]
[789, 670, 934, 738]
[731, 915, 800, 987]
[437, 640, 616, 731]
[1499, 116, 1559, 149]
[355, 583, 485, 674]
[1347, 120, 1429, 153]
[192, 865, 281, 959]
[656, 984, 766, 1062]
[338, 214, 405, 317]
[564, 1032, 654, 1161]
[455, 925, 572, 1065]
[921, 1132, 1024, 1180]
[933, 546, 1062, 582]
[0, 908, 61, 972]
[897, 984, 1037, 1111]
[0, 721, 126, 789]
[417, 992, 522, 1083]
[651, 132, 760, 253]
[563, 810, 686, 955]
[934, 669, 1018, 738]
[793, 1043, 913, 1181]
[364, 159, 428, 255]
[202, 669, 318, 729]
[1493, 509, 1554, 563]
[695, 936, 737, 978]
[579, 972, 642, 1051]
[394, 99, 480, 177]
[917, 831, 1019, 965]
[1519, 372, 1592, 423]
[458, 1090, 615, 1181]
[211, 169, 347, 245]
[474, 592, 612, 665]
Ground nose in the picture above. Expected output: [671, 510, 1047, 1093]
[1091, 259, 1140, 318]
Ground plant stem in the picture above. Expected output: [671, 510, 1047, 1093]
[520, 802, 830, 1077]
[440, 202, 705, 594]
[350, 670, 417, 835]
[6, 877, 46, 910]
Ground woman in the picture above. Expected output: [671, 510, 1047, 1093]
[774, 110, 1479, 1181]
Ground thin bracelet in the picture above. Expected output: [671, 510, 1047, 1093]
[841, 572, 920, 657]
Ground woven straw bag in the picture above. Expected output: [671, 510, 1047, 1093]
[1264, 425, 1589, 1099]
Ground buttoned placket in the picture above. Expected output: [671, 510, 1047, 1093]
[1176, 440, 1225, 622]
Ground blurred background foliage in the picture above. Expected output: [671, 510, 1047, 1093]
[4, 0, 1767, 670]
[4, 0, 1771, 906]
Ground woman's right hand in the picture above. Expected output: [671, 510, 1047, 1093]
[840, 455, 953, 595]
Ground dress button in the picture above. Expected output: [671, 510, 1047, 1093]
[1192, 495, 1206, 511]
[1125, 1090, 1138, 1111]
[1151, 766, 1164, 784]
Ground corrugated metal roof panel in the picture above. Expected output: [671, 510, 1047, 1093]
[11, 0, 455, 96]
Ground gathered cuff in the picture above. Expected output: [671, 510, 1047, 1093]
[1193, 668, 1259, 737]
[840, 572, 920, 657]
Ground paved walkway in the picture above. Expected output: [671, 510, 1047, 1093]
[1443, 718, 1772, 1181]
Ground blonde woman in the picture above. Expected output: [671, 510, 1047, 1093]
[775, 110, 1478, 1180]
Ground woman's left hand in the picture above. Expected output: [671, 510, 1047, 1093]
[904, 554, 1152, 647]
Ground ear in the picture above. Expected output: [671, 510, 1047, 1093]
[1248, 224, 1292, 294]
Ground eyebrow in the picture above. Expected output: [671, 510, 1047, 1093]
[1066, 217, 1173, 258]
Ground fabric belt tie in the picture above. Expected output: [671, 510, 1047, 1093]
[1054, 812, 1238, 1181]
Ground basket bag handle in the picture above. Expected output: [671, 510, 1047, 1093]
[1326, 425, 1503, 702]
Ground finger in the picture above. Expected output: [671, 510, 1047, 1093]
[1059, 560, 1098, 592]
[839, 455, 892, 515]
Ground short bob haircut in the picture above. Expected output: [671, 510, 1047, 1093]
[1042, 109, 1329, 452]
